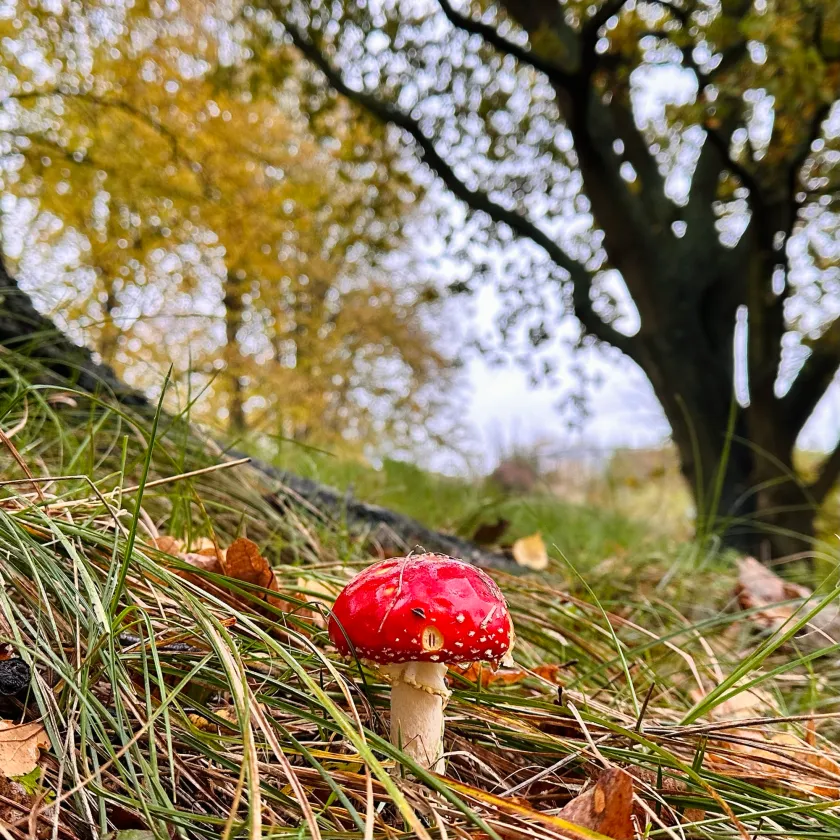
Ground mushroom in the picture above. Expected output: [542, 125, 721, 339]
[328, 553, 514, 774]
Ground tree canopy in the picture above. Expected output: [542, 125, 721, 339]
[0, 0, 453, 451]
[255, 0, 840, 555]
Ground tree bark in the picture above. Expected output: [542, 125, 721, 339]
[99, 276, 120, 366]
[223, 272, 247, 435]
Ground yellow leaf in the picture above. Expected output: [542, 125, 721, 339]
[512, 532, 549, 571]
[0, 721, 51, 778]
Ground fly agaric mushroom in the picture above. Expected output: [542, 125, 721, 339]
[328, 554, 514, 773]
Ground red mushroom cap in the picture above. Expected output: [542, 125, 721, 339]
[328, 554, 513, 666]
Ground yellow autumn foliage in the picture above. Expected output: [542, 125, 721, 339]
[1, 0, 453, 449]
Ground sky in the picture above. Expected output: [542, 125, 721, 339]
[462, 339, 840, 474]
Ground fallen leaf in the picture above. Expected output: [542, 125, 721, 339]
[0, 775, 37, 831]
[690, 683, 840, 798]
[704, 725, 840, 799]
[690, 682, 776, 721]
[224, 537, 275, 589]
[294, 577, 336, 627]
[628, 767, 705, 825]
[735, 557, 811, 630]
[153, 535, 327, 628]
[180, 552, 224, 573]
[556, 768, 634, 840]
[451, 661, 565, 688]
[191, 537, 222, 555]
[152, 536, 183, 555]
[153, 536, 224, 586]
[451, 662, 527, 688]
[512, 532, 549, 571]
[444, 773, 631, 840]
[188, 706, 238, 733]
[0, 721, 51, 778]
[533, 663, 565, 683]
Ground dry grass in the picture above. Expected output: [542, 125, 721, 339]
[1, 355, 840, 838]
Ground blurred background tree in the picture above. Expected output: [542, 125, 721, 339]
[254, 0, 840, 557]
[0, 0, 453, 452]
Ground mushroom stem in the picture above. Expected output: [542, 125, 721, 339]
[381, 661, 449, 774]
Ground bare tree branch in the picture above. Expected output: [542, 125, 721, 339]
[435, 0, 573, 86]
[279, 16, 637, 355]
[582, 0, 630, 44]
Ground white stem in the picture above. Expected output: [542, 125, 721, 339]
[381, 661, 449, 774]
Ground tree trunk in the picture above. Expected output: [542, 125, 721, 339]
[632, 283, 818, 560]
[100, 278, 120, 365]
[223, 273, 247, 435]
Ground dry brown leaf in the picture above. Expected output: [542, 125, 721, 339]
[154, 535, 224, 579]
[189, 707, 238, 733]
[179, 552, 224, 573]
[293, 577, 336, 628]
[0, 721, 51, 778]
[706, 726, 840, 798]
[153, 536, 183, 555]
[532, 664, 565, 683]
[153, 536, 325, 630]
[557, 768, 634, 840]
[512, 532, 549, 571]
[735, 556, 811, 631]
[191, 537, 222, 554]
[690, 682, 776, 721]
[0, 775, 38, 832]
[629, 767, 705, 825]
[451, 662, 528, 688]
[224, 537, 275, 589]
[451, 661, 565, 688]
[768, 731, 840, 797]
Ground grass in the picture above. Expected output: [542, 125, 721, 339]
[270, 444, 651, 568]
[1, 351, 840, 838]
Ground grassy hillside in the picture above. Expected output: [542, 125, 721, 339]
[1, 356, 839, 838]
[271, 445, 655, 567]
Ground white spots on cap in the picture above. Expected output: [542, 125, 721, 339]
[456, 614, 465, 623]
[485, 649, 495, 656]
[454, 641, 463, 648]
[430, 655, 440, 661]
[468, 631, 475, 637]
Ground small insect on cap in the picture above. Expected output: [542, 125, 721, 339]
[328, 554, 513, 666]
